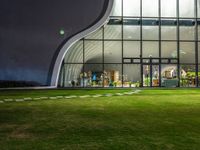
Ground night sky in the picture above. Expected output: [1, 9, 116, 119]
[0, 0, 108, 85]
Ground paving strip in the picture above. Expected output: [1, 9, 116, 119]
[0, 90, 141, 104]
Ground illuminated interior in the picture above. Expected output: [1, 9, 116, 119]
[58, 0, 200, 88]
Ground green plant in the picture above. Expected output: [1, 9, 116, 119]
[113, 81, 117, 87]
[135, 81, 140, 87]
[92, 81, 96, 86]
[128, 81, 132, 87]
[144, 77, 150, 86]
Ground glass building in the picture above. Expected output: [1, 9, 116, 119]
[58, 0, 200, 88]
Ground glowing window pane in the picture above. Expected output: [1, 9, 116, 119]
[123, 0, 140, 17]
[142, 0, 158, 17]
[161, 0, 177, 17]
[179, 0, 195, 18]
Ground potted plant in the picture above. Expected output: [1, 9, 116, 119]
[113, 81, 117, 87]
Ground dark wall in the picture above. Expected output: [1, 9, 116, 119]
[0, 0, 109, 86]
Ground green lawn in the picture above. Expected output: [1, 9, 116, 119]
[0, 89, 200, 150]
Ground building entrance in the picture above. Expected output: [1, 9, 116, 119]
[142, 64, 160, 87]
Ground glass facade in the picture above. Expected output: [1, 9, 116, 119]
[58, 0, 200, 88]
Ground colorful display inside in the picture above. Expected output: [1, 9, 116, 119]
[58, 0, 200, 88]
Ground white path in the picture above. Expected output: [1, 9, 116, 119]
[1, 90, 141, 104]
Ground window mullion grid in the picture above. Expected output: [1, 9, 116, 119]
[122, 0, 124, 88]
[177, 0, 180, 87]
[83, 39, 85, 88]
[195, 0, 199, 87]
[140, 0, 143, 87]
[159, 0, 161, 87]
[103, 27, 105, 87]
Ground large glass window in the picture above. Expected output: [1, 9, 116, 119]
[59, 0, 199, 88]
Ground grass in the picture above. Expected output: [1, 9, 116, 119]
[0, 89, 200, 150]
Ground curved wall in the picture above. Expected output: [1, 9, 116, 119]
[50, 0, 113, 87]
[0, 0, 110, 86]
